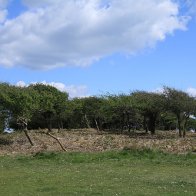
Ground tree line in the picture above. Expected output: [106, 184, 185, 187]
[0, 83, 196, 140]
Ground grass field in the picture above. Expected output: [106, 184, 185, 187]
[0, 149, 196, 195]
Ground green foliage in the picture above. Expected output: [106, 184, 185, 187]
[164, 87, 195, 116]
[187, 118, 196, 130]
[158, 112, 177, 130]
[29, 83, 68, 131]
[102, 94, 140, 131]
[0, 116, 4, 133]
[131, 91, 166, 134]
[0, 82, 195, 137]
[1, 84, 38, 130]
[164, 87, 196, 137]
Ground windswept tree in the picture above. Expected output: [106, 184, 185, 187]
[164, 87, 196, 137]
[79, 96, 105, 131]
[30, 84, 68, 132]
[29, 83, 68, 151]
[0, 83, 10, 132]
[158, 112, 177, 131]
[105, 94, 138, 132]
[54, 90, 69, 130]
[0, 83, 12, 111]
[67, 98, 85, 129]
[132, 91, 166, 134]
[0, 83, 38, 145]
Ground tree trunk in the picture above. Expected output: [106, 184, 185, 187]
[84, 114, 91, 129]
[177, 114, 188, 138]
[143, 116, 148, 133]
[148, 114, 156, 135]
[182, 116, 189, 138]
[121, 112, 125, 132]
[95, 119, 100, 132]
[47, 118, 52, 132]
[183, 129, 186, 138]
[58, 120, 63, 132]
[177, 119, 182, 137]
[127, 112, 131, 133]
[23, 126, 34, 146]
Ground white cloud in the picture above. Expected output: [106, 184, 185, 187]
[15, 81, 89, 98]
[0, 9, 7, 23]
[0, 0, 189, 69]
[0, 0, 9, 23]
[0, 0, 9, 8]
[187, 87, 196, 97]
[16, 80, 26, 87]
[38, 81, 89, 98]
[152, 87, 164, 94]
[62, 85, 89, 98]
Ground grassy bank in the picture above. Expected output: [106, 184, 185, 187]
[0, 149, 196, 195]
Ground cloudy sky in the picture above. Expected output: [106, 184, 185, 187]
[0, 0, 196, 97]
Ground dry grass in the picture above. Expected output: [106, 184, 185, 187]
[0, 129, 195, 155]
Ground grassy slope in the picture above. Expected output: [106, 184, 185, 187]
[0, 150, 196, 196]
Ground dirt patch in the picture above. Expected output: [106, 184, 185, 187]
[0, 129, 195, 155]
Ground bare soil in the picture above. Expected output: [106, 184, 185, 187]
[0, 129, 195, 155]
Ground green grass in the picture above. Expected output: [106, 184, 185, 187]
[0, 149, 196, 195]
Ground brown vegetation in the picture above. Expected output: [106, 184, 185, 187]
[0, 129, 195, 156]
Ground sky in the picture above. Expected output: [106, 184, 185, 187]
[0, 0, 196, 98]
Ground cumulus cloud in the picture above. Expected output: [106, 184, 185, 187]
[187, 87, 196, 97]
[0, 9, 7, 23]
[0, 0, 190, 69]
[60, 84, 89, 98]
[39, 81, 89, 98]
[152, 87, 164, 94]
[15, 80, 89, 98]
[16, 80, 26, 87]
[0, 0, 9, 23]
[0, 0, 9, 8]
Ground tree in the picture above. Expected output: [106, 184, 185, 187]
[54, 91, 69, 130]
[158, 112, 177, 131]
[0, 84, 7, 132]
[164, 87, 196, 137]
[30, 84, 68, 132]
[108, 94, 137, 132]
[29, 83, 68, 151]
[132, 91, 165, 134]
[66, 98, 85, 129]
[0, 83, 38, 145]
[0, 103, 4, 133]
[80, 96, 105, 131]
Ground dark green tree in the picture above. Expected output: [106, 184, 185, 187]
[29, 83, 68, 151]
[132, 91, 166, 134]
[78, 96, 105, 131]
[0, 83, 38, 145]
[164, 87, 196, 137]
[30, 84, 68, 132]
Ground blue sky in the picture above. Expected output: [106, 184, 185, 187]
[0, 0, 196, 97]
